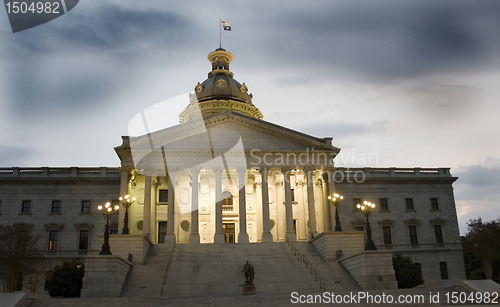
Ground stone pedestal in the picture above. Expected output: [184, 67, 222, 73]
[311, 232, 365, 260]
[213, 233, 225, 244]
[80, 255, 132, 298]
[338, 250, 398, 290]
[242, 284, 256, 295]
[261, 232, 273, 243]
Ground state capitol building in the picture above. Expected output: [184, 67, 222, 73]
[0, 47, 466, 294]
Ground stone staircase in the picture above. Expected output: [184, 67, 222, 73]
[163, 242, 336, 299]
[28, 241, 475, 306]
[120, 242, 175, 297]
[289, 242, 360, 291]
[119, 241, 360, 299]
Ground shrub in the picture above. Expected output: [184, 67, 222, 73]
[46, 261, 85, 297]
[393, 253, 424, 289]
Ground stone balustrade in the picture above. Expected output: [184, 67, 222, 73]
[0, 167, 121, 178]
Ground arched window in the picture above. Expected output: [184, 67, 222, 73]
[222, 191, 233, 212]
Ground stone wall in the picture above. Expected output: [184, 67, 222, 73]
[99, 234, 152, 265]
[311, 232, 365, 260]
[339, 251, 398, 290]
[80, 255, 132, 298]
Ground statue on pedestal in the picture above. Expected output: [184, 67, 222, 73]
[242, 260, 255, 285]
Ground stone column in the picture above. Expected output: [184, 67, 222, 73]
[305, 168, 318, 239]
[323, 172, 333, 232]
[189, 168, 200, 243]
[165, 172, 176, 243]
[213, 168, 225, 243]
[143, 175, 152, 236]
[259, 168, 273, 242]
[283, 167, 296, 242]
[118, 168, 129, 234]
[238, 169, 249, 243]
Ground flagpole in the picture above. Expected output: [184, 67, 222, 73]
[219, 19, 222, 48]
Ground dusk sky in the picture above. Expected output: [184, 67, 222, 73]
[1, 0, 500, 234]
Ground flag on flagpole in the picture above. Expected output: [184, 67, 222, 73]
[222, 21, 231, 31]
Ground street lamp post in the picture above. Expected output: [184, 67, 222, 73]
[98, 201, 120, 255]
[356, 201, 377, 250]
[119, 194, 136, 235]
[328, 193, 344, 232]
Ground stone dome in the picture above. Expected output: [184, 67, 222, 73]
[179, 48, 263, 123]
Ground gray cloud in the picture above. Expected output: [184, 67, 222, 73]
[251, 0, 500, 81]
[300, 121, 388, 138]
[4, 0, 500, 119]
[6, 2, 196, 55]
[0, 145, 38, 166]
[3, 1, 200, 117]
[454, 157, 500, 201]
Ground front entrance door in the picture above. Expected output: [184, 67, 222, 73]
[223, 223, 235, 243]
[158, 221, 167, 243]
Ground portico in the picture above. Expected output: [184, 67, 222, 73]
[114, 47, 340, 244]
[115, 163, 336, 244]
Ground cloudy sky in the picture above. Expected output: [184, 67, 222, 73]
[1, 0, 499, 234]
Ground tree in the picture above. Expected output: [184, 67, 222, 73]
[46, 261, 85, 297]
[0, 223, 44, 293]
[462, 218, 500, 280]
[392, 253, 424, 288]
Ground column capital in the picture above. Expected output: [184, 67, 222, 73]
[258, 167, 270, 175]
[303, 166, 316, 173]
[322, 166, 335, 174]
[281, 166, 294, 174]
[237, 167, 248, 174]
[190, 166, 202, 174]
[212, 166, 223, 173]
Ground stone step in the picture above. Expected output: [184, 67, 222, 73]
[291, 242, 361, 291]
[163, 242, 323, 299]
[120, 243, 174, 298]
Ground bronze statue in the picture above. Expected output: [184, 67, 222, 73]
[242, 261, 255, 285]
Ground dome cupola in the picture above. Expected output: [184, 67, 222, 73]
[179, 48, 263, 123]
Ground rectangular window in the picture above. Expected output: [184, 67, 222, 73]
[409, 225, 418, 244]
[81, 200, 91, 214]
[293, 219, 297, 234]
[434, 225, 444, 244]
[109, 224, 118, 235]
[291, 189, 295, 203]
[380, 198, 388, 211]
[405, 198, 414, 210]
[382, 226, 392, 245]
[21, 200, 31, 214]
[439, 262, 448, 279]
[431, 198, 439, 210]
[159, 189, 168, 203]
[48, 230, 58, 250]
[79, 230, 89, 250]
[51, 200, 61, 213]
[355, 226, 364, 232]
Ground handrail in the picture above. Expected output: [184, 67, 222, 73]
[160, 240, 176, 297]
[287, 241, 325, 290]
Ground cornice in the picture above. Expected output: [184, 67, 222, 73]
[0, 178, 120, 185]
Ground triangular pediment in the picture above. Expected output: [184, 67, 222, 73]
[115, 111, 340, 171]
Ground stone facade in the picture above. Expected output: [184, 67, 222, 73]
[0, 48, 466, 293]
